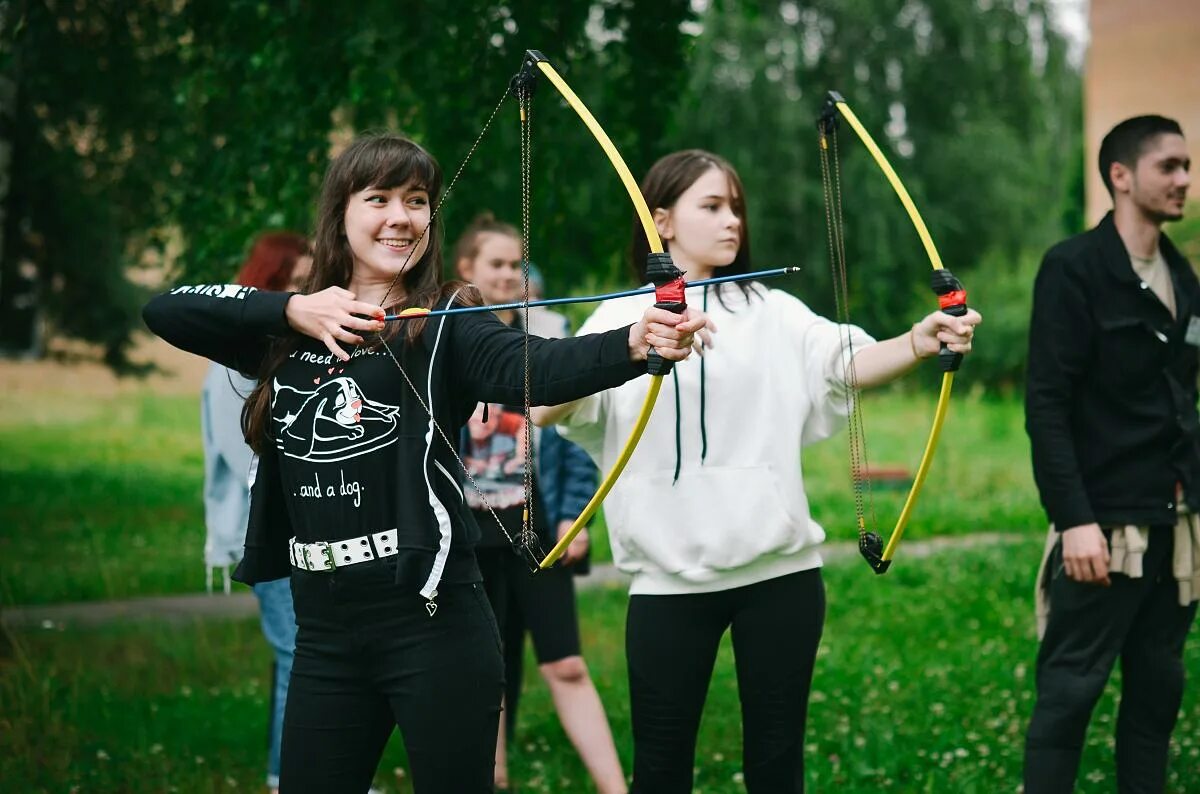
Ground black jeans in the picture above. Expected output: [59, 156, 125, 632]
[279, 560, 504, 793]
[1025, 526, 1198, 793]
[625, 568, 826, 793]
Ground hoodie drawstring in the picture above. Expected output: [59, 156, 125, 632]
[700, 284, 709, 465]
[672, 284, 711, 485]
[671, 367, 682, 484]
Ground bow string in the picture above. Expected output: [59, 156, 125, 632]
[817, 90, 969, 574]
[371, 50, 688, 574]
[373, 51, 802, 579]
[513, 50, 687, 570]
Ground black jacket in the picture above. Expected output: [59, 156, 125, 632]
[143, 285, 645, 591]
[1025, 212, 1200, 530]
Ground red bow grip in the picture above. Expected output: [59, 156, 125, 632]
[645, 253, 687, 376]
[930, 269, 968, 373]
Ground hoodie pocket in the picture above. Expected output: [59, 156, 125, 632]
[608, 465, 816, 579]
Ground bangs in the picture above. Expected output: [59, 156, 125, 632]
[341, 136, 442, 198]
[723, 163, 747, 216]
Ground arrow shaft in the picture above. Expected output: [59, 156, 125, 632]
[382, 267, 800, 322]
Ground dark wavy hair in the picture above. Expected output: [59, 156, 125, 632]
[242, 133, 477, 452]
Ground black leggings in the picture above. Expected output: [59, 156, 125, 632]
[279, 561, 503, 793]
[625, 568, 826, 793]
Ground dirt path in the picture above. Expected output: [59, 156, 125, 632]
[2, 533, 1025, 629]
[0, 335, 207, 399]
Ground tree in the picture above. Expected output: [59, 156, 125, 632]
[1, 1, 189, 370]
[1, 0, 697, 371]
[666, 0, 1082, 357]
[3, 0, 1081, 387]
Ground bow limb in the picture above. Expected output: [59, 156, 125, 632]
[519, 51, 678, 570]
[820, 92, 968, 573]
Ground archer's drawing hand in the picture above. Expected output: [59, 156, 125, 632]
[286, 287, 387, 362]
[911, 308, 982, 359]
[629, 306, 709, 363]
[1061, 522, 1111, 586]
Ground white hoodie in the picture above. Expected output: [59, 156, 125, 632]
[558, 283, 874, 595]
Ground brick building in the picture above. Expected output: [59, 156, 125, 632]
[1085, 0, 1200, 224]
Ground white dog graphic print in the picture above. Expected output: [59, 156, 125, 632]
[273, 377, 400, 462]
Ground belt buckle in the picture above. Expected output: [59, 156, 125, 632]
[300, 542, 336, 572]
[319, 542, 337, 570]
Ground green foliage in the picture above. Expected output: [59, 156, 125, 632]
[1, 1, 188, 370]
[944, 248, 1042, 391]
[5, 1, 1082, 388]
[2, 0, 697, 368]
[1169, 200, 1200, 263]
[666, 0, 1082, 347]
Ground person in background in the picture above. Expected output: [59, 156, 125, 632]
[1024, 115, 1198, 793]
[201, 231, 311, 794]
[453, 213, 627, 794]
[500, 263, 596, 736]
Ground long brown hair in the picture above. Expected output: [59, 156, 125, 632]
[631, 149, 756, 304]
[242, 133, 475, 453]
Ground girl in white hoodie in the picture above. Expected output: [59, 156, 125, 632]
[536, 149, 981, 793]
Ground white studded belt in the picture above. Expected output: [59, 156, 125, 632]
[289, 530, 399, 572]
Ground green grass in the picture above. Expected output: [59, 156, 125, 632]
[3, 544, 1198, 792]
[1, 388, 1044, 605]
[0, 392, 208, 605]
[2, 373, 1194, 792]
[805, 385, 1044, 539]
[589, 386, 1043, 571]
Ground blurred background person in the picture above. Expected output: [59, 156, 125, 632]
[202, 231, 311, 794]
[453, 214, 626, 794]
[1025, 115, 1198, 794]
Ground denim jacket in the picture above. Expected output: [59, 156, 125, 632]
[201, 363, 256, 569]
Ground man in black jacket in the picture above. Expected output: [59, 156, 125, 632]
[1024, 115, 1196, 792]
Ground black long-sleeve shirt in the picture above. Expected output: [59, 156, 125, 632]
[143, 285, 645, 593]
[1025, 212, 1200, 530]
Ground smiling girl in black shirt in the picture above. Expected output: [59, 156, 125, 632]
[144, 133, 704, 793]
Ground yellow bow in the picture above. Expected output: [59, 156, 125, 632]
[516, 51, 675, 569]
[819, 91, 969, 573]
